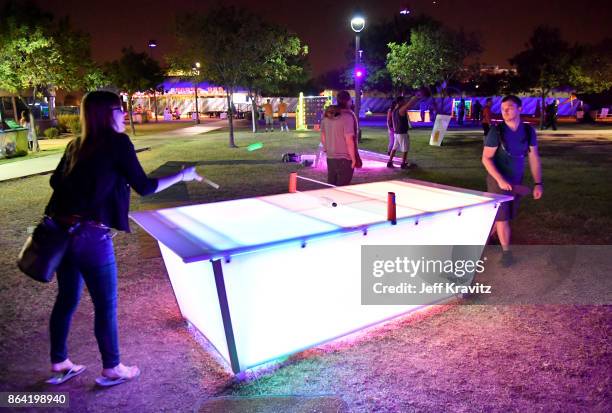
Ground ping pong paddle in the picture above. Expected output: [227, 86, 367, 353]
[201, 176, 220, 189]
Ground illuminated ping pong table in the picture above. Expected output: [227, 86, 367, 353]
[131, 179, 512, 373]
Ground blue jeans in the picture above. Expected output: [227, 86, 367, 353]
[49, 221, 120, 369]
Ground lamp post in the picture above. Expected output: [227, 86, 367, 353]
[193, 62, 201, 125]
[350, 15, 365, 142]
[148, 40, 159, 123]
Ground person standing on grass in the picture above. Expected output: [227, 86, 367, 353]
[20, 110, 34, 151]
[472, 99, 482, 125]
[44, 91, 203, 387]
[482, 95, 543, 267]
[481, 98, 493, 137]
[387, 94, 419, 169]
[278, 97, 289, 131]
[320, 90, 358, 186]
[458, 97, 466, 125]
[543, 99, 559, 130]
[263, 99, 274, 132]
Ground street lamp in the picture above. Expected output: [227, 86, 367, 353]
[148, 40, 159, 123]
[193, 62, 201, 125]
[350, 16, 365, 33]
[350, 14, 365, 142]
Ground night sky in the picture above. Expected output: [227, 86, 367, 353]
[9, 0, 612, 76]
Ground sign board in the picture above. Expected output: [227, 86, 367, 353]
[429, 114, 451, 146]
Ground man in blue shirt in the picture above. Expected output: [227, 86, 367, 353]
[482, 95, 543, 266]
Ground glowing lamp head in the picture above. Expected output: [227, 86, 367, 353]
[354, 66, 366, 79]
[350, 16, 365, 33]
[148, 40, 158, 48]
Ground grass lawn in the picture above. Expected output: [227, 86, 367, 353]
[0, 122, 610, 412]
[129, 123, 612, 244]
[0, 146, 65, 165]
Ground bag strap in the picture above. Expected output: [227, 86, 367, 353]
[497, 123, 531, 157]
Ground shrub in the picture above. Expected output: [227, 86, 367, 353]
[57, 114, 80, 134]
[67, 118, 81, 135]
[43, 127, 60, 139]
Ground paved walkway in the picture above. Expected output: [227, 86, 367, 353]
[166, 123, 224, 136]
[0, 121, 224, 182]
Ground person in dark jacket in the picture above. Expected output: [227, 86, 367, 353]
[44, 91, 202, 386]
[472, 100, 482, 125]
[457, 97, 465, 125]
[543, 99, 559, 130]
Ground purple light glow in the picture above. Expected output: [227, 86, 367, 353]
[312, 156, 392, 171]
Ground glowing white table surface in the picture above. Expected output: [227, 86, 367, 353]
[131, 179, 511, 373]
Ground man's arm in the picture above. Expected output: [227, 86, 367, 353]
[482, 146, 512, 190]
[398, 95, 420, 115]
[344, 133, 357, 168]
[320, 128, 326, 149]
[528, 146, 543, 199]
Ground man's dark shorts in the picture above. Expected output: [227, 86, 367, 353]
[327, 158, 354, 186]
[486, 174, 520, 221]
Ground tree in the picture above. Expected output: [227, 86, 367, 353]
[509, 26, 574, 127]
[51, 16, 107, 93]
[172, 6, 307, 144]
[106, 47, 164, 135]
[343, 14, 440, 94]
[386, 25, 481, 113]
[240, 26, 307, 132]
[570, 39, 612, 94]
[0, 23, 63, 102]
[0, 2, 105, 103]
[268, 54, 313, 97]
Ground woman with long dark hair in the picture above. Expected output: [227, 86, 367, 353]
[44, 91, 202, 386]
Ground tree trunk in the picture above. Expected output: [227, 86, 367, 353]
[29, 88, 40, 151]
[153, 89, 158, 123]
[226, 90, 237, 148]
[48, 86, 57, 124]
[127, 94, 136, 135]
[540, 92, 547, 130]
[11, 96, 18, 123]
[249, 90, 257, 133]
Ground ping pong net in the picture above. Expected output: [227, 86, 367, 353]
[261, 178, 429, 229]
